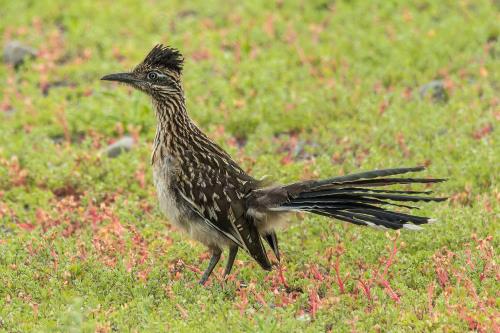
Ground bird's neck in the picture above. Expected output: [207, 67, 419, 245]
[151, 95, 222, 164]
[150, 95, 255, 183]
[153, 94, 192, 138]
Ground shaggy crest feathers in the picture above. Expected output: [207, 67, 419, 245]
[142, 44, 184, 72]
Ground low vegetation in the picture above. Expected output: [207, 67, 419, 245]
[0, 0, 498, 331]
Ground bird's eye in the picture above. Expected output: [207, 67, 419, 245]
[147, 72, 158, 80]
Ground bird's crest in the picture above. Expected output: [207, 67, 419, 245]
[141, 44, 183, 73]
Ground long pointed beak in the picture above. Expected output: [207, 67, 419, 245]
[101, 72, 137, 84]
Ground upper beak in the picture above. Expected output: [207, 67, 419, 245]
[101, 72, 137, 84]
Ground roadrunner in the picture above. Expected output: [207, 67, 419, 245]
[102, 45, 446, 285]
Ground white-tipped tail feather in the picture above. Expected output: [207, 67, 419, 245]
[253, 167, 446, 231]
[402, 223, 423, 231]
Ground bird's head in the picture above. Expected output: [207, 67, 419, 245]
[101, 44, 184, 99]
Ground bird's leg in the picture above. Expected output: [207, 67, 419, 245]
[199, 248, 222, 285]
[223, 246, 239, 278]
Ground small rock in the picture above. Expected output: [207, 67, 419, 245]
[178, 9, 198, 18]
[245, 308, 256, 316]
[3, 106, 16, 115]
[104, 136, 135, 158]
[419, 80, 448, 103]
[3, 41, 37, 68]
[297, 313, 311, 322]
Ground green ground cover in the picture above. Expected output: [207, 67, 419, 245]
[0, 0, 498, 331]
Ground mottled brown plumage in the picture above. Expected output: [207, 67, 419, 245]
[102, 45, 446, 285]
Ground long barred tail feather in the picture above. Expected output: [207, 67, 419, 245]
[266, 166, 446, 231]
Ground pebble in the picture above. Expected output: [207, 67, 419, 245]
[104, 136, 135, 158]
[419, 80, 448, 103]
[297, 313, 312, 322]
[3, 41, 37, 67]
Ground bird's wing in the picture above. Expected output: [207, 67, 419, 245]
[174, 150, 272, 270]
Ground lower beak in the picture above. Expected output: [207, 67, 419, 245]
[101, 72, 137, 84]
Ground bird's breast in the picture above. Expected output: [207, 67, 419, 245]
[152, 155, 185, 229]
[151, 155, 235, 249]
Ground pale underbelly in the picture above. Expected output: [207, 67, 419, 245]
[152, 160, 232, 249]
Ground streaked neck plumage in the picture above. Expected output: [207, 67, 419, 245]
[150, 92, 236, 168]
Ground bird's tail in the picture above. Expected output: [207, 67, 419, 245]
[267, 166, 446, 230]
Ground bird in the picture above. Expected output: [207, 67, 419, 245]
[101, 45, 446, 285]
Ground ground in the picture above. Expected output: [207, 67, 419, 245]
[0, 0, 498, 332]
